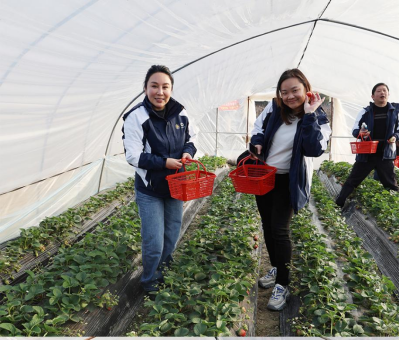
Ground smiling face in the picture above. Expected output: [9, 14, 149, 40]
[371, 85, 389, 107]
[144, 72, 172, 110]
[279, 77, 307, 113]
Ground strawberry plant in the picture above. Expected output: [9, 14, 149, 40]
[310, 174, 398, 336]
[0, 178, 135, 280]
[0, 200, 141, 336]
[320, 161, 399, 240]
[288, 174, 398, 337]
[135, 178, 259, 337]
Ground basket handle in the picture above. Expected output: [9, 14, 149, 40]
[237, 155, 266, 167]
[174, 159, 209, 177]
[356, 133, 372, 142]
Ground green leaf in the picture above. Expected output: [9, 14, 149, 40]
[334, 320, 348, 332]
[0, 285, 13, 292]
[194, 273, 207, 281]
[25, 270, 36, 278]
[216, 320, 226, 329]
[32, 306, 44, 317]
[48, 315, 68, 326]
[31, 325, 41, 334]
[49, 296, 59, 305]
[139, 323, 159, 331]
[353, 324, 364, 334]
[0, 323, 22, 335]
[84, 284, 97, 290]
[21, 305, 34, 313]
[70, 314, 81, 323]
[317, 314, 330, 324]
[159, 321, 172, 333]
[53, 288, 63, 297]
[174, 327, 189, 336]
[76, 272, 87, 282]
[194, 323, 207, 336]
[314, 309, 326, 316]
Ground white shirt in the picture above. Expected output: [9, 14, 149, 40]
[266, 117, 299, 174]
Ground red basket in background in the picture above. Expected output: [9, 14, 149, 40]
[350, 134, 378, 154]
[166, 159, 216, 201]
[395, 156, 399, 168]
[229, 155, 277, 195]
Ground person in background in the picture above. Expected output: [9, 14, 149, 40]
[122, 65, 197, 296]
[335, 84, 398, 208]
[250, 69, 331, 310]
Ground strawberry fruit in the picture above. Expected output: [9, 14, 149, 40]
[237, 329, 246, 337]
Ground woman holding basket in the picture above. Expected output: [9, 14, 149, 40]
[122, 65, 197, 295]
[250, 69, 331, 310]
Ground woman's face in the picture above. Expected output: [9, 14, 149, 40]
[280, 77, 306, 113]
[144, 72, 172, 110]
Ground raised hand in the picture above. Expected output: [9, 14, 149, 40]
[304, 92, 325, 114]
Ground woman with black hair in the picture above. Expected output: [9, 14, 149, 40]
[251, 69, 331, 310]
[122, 65, 197, 295]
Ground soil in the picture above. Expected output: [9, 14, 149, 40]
[255, 240, 280, 337]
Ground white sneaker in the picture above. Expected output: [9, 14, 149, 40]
[258, 267, 277, 289]
[267, 284, 290, 311]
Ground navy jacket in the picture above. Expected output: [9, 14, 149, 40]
[122, 96, 197, 197]
[251, 100, 331, 213]
[352, 102, 399, 162]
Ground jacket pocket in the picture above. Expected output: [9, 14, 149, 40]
[149, 169, 177, 195]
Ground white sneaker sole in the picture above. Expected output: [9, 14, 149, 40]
[258, 281, 275, 289]
[267, 293, 290, 311]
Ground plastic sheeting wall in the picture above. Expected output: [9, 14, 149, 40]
[0, 0, 398, 243]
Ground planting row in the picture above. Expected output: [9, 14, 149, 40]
[320, 161, 399, 242]
[289, 174, 398, 337]
[128, 178, 260, 337]
[0, 200, 141, 336]
[0, 178, 136, 281]
[0, 155, 227, 286]
[0, 156, 228, 337]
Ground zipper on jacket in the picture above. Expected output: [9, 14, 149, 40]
[166, 121, 172, 154]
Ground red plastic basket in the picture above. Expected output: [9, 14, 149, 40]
[350, 134, 378, 154]
[395, 156, 399, 168]
[166, 159, 216, 201]
[229, 155, 277, 195]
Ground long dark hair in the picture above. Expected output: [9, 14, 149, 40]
[275, 68, 311, 124]
[143, 65, 174, 90]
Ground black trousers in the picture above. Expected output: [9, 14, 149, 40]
[336, 154, 398, 206]
[255, 173, 293, 286]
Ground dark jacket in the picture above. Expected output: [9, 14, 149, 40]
[352, 102, 399, 162]
[122, 96, 197, 197]
[251, 99, 331, 213]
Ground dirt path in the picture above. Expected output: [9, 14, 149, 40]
[255, 241, 280, 336]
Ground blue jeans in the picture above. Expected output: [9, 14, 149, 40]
[135, 189, 183, 291]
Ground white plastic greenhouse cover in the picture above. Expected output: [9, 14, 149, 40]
[0, 0, 398, 243]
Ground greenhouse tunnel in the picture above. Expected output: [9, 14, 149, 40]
[0, 0, 398, 243]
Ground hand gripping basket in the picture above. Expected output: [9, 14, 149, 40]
[229, 155, 277, 195]
[166, 159, 216, 201]
[350, 134, 378, 154]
